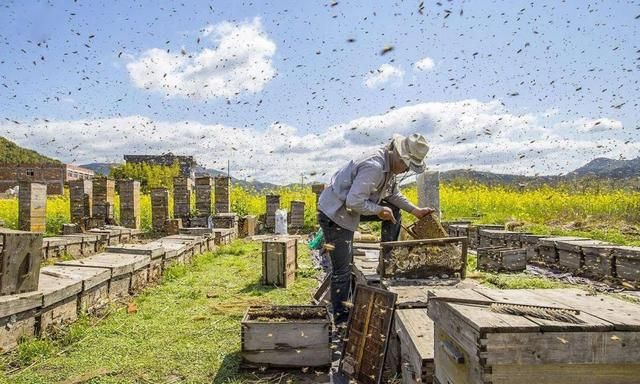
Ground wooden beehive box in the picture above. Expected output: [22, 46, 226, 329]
[537, 236, 588, 267]
[214, 176, 231, 214]
[468, 224, 503, 249]
[238, 215, 257, 238]
[520, 234, 550, 262]
[0, 291, 41, 352]
[212, 213, 238, 236]
[18, 181, 47, 233]
[556, 239, 611, 273]
[477, 247, 527, 273]
[478, 229, 520, 249]
[289, 200, 305, 229]
[92, 177, 115, 221]
[56, 252, 149, 299]
[428, 288, 640, 384]
[150, 188, 170, 232]
[262, 237, 297, 288]
[241, 305, 331, 368]
[118, 180, 141, 230]
[504, 232, 528, 248]
[380, 237, 467, 280]
[37, 272, 82, 336]
[0, 228, 43, 295]
[106, 243, 166, 283]
[581, 244, 619, 278]
[395, 308, 435, 384]
[41, 264, 110, 314]
[265, 195, 280, 229]
[613, 246, 640, 283]
[69, 179, 92, 226]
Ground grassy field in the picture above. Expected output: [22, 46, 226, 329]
[0, 182, 638, 245]
[0, 241, 319, 384]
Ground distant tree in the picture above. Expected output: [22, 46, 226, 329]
[0, 136, 61, 164]
[110, 161, 181, 192]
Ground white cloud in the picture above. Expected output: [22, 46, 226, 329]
[126, 17, 276, 100]
[414, 57, 435, 71]
[364, 64, 404, 88]
[2, 100, 635, 184]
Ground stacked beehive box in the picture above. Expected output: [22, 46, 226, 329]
[477, 247, 527, 272]
[18, 181, 47, 233]
[520, 234, 550, 262]
[537, 236, 588, 267]
[556, 239, 611, 273]
[214, 176, 231, 214]
[311, 183, 325, 208]
[289, 200, 305, 229]
[92, 177, 115, 222]
[265, 194, 280, 229]
[69, 179, 92, 226]
[150, 188, 170, 233]
[613, 246, 640, 283]
[212, 213, 239, 237]
[0, 228, 42, 295]
[582, 243, 619, 278]
[195, 176, 213, 217]
[239, 215, 257, 238]
[118, 180, 140, 229]
[173, 176, 192, 224]
[262, 237, 297, 287]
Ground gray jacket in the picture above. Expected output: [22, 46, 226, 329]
[318, 147, 417, 231]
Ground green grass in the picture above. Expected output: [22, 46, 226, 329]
[466, 255, 570, 290]
[0, 240, 318, 384]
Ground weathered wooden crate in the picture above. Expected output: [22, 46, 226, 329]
[118, 180, 141, 230]
[37, 272, 82, 336]
[92, 177, 115, 221]
[150, 188, 170, 232]
[476, 247, 527, 273]
[582, 244, 619, 278]
[537, 236, 588, 267]
[69, 179, 92, 226]
[395, 309, 435, 384]
[262, 238, 297, 287]
[18, 181, 47, 233]
[613, 246, 640, 283]
[163, 235, 203, 260]
[194, 178, 213, 217]
[428, 288, 640, 384]
[468, 224, 503, 249]
[151, 240, 188, 269]
[63, 233, 102, 256]
[0, 228, 43, 295]
[289, 200, 305, 229]
[520, 234, 549, 262]
[504, 232, 528, 248]
[41, 237, 70, 259]
[213, 228, 235, 245]
[173, 176, 192, 222]
[56, 252, 149, 299]
[478, 229, 521, 249]
[238, 215, 257, 238]
[557, 240, 611, 273]
[214, 176, 231, 214]
[265, 194, 280, 229]
[106, 243, 165, 283]
[241, 305, 331, 368]
[212, 213, 238, 237]
[42, 265, 111, 314]
[380, 237, 468, 280]
[0, 291, 41, 352]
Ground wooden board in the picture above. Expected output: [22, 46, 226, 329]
[340, 285, 397, 384]
[389, 286, 485, 309]
[105, 243, 165, 259]
[37, 273, 82, 308]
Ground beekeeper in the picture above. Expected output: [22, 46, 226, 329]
[317, 133, 434, 325]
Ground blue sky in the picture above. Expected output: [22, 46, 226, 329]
[1, 0, 638, 183]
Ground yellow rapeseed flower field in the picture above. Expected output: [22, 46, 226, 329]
[0, 183, 638, 244]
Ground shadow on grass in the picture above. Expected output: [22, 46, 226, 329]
[239, 279, 278, 295]
[212, 352, 243, 383]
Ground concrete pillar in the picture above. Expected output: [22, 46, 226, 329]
[119, 180, 140, 229]
[214, 176, 231, 213]
[173, 176, 192, 224]
[93, 177, 115, 221]
[18, 181, 47, 233]
[417, 171, 441, 217]
[151, 188, 169, 232]
[69, 179, 92, 225]
[195, 177, 213, 216]
[265, 194, 280, 229]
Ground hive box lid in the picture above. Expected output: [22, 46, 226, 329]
[41, 265, 111, 291]
[146, 240, 187, 258]
[37, 273, 82, 308]
[106, 243, 165, 259]
[556, 239, 611, 252]
[0, 291, 42, 318]
[42, 237, 73, 247]
[55, 253, 149, 277]
[538, 236, 589, 246]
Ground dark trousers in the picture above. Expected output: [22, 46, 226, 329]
[317, 201, 401, 323]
